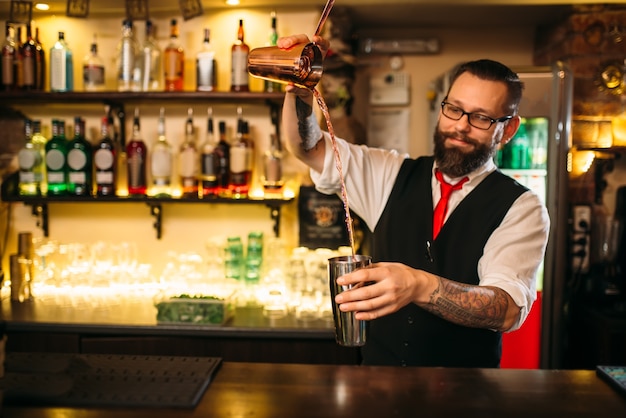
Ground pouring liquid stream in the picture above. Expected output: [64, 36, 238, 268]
[313, 88, 356, 257]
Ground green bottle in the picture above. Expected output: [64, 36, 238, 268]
[45, 119, 68, 195]
[67, 117, 93, 196]
[507, 118, 531, 170]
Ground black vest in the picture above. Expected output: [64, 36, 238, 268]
[363, 156, 528, 367]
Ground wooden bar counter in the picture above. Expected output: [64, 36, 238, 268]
[3, 361, 626, 417]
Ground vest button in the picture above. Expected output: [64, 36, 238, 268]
[401, 360, 407, 367]
[403, 341, 409, 347]
[407, 316, 414, 324]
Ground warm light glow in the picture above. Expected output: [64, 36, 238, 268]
[570, 149, 595, 175]
[34, 3, 50, 11]
[226, 0, 240, 5]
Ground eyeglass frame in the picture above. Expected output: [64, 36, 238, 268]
[440, 101, 514, 130]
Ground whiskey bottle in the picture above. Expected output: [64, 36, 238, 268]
[216, 121, 231, 198]
[229, 116, 253, 198]
[262, 133, 284, 194]
[94, 116, 116, 196]
[164, 19, 184, 92]
[20, 24, 37, 91]
[83, 34, 105, 91]
[127, 108, 148, 196]
[199, 107, 218, 197]
[150, 107, 173, 197]
[67, 117, 93, 196]
[1, 24, 16, 91]
[17, 119, 46, 196]
[230, 19, 249, 92]
[49, 31, 73, 92]
[45, 119, 68, 196]
[179, 108, 199, 197]
[34, 27, 45, 90]
[196, 28, 216, 92]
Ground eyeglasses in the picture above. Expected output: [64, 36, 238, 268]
[440, 101, 513, 130]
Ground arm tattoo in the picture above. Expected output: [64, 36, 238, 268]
[423, 276, 509, 330]
[296, 96, 323, 152]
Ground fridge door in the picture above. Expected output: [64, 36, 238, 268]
[500, 63, 573, 369]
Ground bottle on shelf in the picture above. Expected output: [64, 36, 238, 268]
[34, 27, 45, 90]
[229, 110, 254, 198]
[137, 20, 162, 91]
[83, 33, 105, 91]
[17, 119, 46, 196]
[216, 120, 231, 198]
[14, 26, 23, 90]
[114, 110, 129, 197]
[49, 31, 73, 92]
[230, 19, 249, 92]
[67, 117, 93, 196]
[94, 115, 116, 196]
[116, 19, 139, 92]
[196, 27, 216, 92]
[150, 107, 174, 197]
[179, 108, 199, 197]
[127, 107, 148, 196]
[164, 19, 184, 92]
[264, 11, 282, 93]
[45, 119, 68, 195]
[262, 133, 284, 195]
[20, 24, 38, 91]
[2, 24, 17, 91]
[199, 107, 218, 197]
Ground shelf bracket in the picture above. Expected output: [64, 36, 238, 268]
[28, 202, 49, 237]
[148, 203, 163, 240]
[266, 204, 281, 237]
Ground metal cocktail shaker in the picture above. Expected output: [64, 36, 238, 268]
[328, 255, 372, 347]
[247, 42, 323, 89]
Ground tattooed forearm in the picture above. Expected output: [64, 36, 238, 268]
[422, 276, 509, 330]
[296, 96, 323, 151]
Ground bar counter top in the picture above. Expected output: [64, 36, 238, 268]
[3, 361, 626, 417]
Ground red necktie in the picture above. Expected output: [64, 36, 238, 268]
[433, 170, 469, 239]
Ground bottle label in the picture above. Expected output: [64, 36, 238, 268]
[128, 152, 146, 188]
[19, 171, 36, 183]
[84, 64, 105, 85]
[96, 171, 114, 184]
[47, 171, 65, 184]
[179, 148, 197, 177]
[22, 55, 35, 86]
[18, 149, 40, 170]
[201, 152, 217, 177]
[164, 51, 183, 81]
[69, 171, 86, 184]
[230, 147, 247, 173]
[67, 148, 87, 170]
[50, 49, 67, 91]
[46, 149, 65, 170]
[231, 50, 249, 87]
[151, 148, 172, 178]
[196, 53, 215, 90]
[119, 42, 135, 82]
[94, 148, 114, 170]
[2, 55, 13, 85]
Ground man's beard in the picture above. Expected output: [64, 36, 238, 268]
[433, 128, 497, 177]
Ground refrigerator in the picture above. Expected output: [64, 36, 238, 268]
[427, 62, 573, 369]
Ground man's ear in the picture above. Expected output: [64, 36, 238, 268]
[499, 115, 522, 147]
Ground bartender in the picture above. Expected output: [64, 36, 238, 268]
[279, 33, 549, 367]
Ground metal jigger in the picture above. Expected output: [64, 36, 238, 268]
[247, 42, 324, 89]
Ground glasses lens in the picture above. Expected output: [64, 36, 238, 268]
[468, 114, 492, 130]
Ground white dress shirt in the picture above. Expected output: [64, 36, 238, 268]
[309, 132, 550, 331]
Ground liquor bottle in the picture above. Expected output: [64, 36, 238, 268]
[49, 31, 73, 92]
[216, 121, 231, 198]
[2, 24, 16, 91]
[196, 28, 216, 92]
[17, 119, 46, 196]
[137, 20, 162, 91]
[505, 118, 531, 170]
[229, 117, 253, 198]
[67, 117, 93, 196]
[94, 116, 116, 196]
[34, 27, 45, 90]
[20, 24, 37, 91]
[164, 19, 184, 92]
[199, 107, 218, 197]
[114, 111, 129, 197]
[14, 26, 23, 90]
[230, 19, 249, 92]
[31, 120, 48, 194]
[179, 108, 199, 197]
[126, 108, 148, 196]
[83, 34, 105, 91]
[116, 20, 138, 92]
[262, 133, 284, 194]
[264, 12, 281, 93]
[45, 119, 68, 195]
[150, 107, 173, 197]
